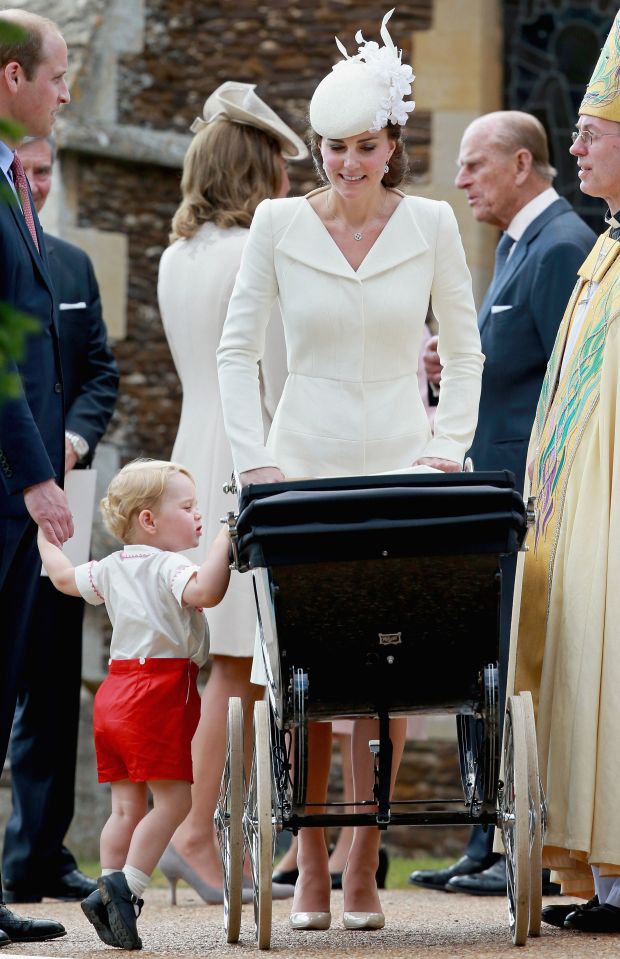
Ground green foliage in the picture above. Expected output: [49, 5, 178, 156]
[0, 303, 40, 399]
[0, 116, 23, 141]
[0, 19, 26, 43]
[0, 18, 37, 403]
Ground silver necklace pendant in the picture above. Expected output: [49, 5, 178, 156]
[353, 231, 363, 241]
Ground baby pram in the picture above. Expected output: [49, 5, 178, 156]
[215, 471, 542, 948]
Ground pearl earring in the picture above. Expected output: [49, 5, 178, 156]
[384, 163, 389, 174]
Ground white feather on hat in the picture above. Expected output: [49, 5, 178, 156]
[310, 9, 415, 140]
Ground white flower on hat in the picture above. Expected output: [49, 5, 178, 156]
[333, 8, 415, 133]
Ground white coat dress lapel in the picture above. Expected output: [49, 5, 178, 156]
[276, 193, 429, 280]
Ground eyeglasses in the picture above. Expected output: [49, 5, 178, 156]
[571, 129, 620, 147]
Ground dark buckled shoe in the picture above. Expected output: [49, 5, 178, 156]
[564, 903, 620, 933]
[542, 895, 598, 928]
[0, 903, 66, 942]
[97, 873, 143, 950]
[81, 888, 116, 946]
[409, 854, 490, 890]
[446, 856, 506, 895]
[0, 929, 9, 947]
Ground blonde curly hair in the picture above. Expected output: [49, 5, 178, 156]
[101, 459, 194, 543]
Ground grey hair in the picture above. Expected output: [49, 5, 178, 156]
[21, 135, 57, 162]
[479, 111, 557, 183]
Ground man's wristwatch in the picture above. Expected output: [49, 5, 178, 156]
[65, 430, 89, 462]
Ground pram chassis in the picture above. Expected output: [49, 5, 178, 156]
[214, 472, 543, 949]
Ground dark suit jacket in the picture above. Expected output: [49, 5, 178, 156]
[0, 169, 65, 520]
[468, 198, 596, 490]
[45, 233, 119, 459]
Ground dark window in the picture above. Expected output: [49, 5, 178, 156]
[504, 1, 617, 232]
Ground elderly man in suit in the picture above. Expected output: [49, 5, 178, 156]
[2, 135, 119, 905]
[0, 8, 73, 946]
[410, 110, 595, 896]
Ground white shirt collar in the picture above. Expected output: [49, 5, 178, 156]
[0, 140, 14, 179]
[506, 187, 559, 243]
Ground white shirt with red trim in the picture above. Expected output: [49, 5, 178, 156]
[75, 544, 209, 665]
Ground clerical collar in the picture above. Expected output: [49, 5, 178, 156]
[605, 209, 620, 240]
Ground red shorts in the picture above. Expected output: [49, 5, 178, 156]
[93, 658, 200, 784]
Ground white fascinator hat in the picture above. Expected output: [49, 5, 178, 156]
[191, 81, 308, 161]
[310, 8, 415, 140]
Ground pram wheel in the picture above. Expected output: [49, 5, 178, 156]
[215, 697, 244, 943]
[501, 695, 530, 946]
[520, 690, 543, 937]
[457, 663, 499, 809]
[291, 668, 308, 812]
[244, 699, 274, 949]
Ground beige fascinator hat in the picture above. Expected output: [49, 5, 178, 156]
[310, 8, 415, 139]
[191, 81, 308, 161]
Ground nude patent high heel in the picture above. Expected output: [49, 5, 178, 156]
[159, 844, 252, 906]
[341, 863, 385, 930]
[289, 911, 332, 930]
[342, 911, 385, 930]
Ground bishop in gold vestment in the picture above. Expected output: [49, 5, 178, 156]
[511, 11, 620, 916]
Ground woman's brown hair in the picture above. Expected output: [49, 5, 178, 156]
[309, 123, 409, 189]
[170, 119, 284, 241]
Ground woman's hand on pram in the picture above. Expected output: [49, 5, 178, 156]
[240, 466, 286, 487]
[412, 457, 461, 473]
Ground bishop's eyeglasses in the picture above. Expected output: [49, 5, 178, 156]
[571, 129, 620, 147]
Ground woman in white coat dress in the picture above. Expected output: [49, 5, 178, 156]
[218, 12, 483, 931]
[157, 82, 307, 904]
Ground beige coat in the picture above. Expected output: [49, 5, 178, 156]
[158, 222, 286, 657]
[217, 190, 483, 478]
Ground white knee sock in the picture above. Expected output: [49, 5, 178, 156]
[123, 864, 150, 900]
[592, 865, 615, 903]
[101, 867, 119, 876]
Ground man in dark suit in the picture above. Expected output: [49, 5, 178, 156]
[0, 9, 73, 946]
[410, 111, 595, 895]
[1, 135, 119, 905]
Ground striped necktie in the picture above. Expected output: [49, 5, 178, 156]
[10, 153, 40, 253]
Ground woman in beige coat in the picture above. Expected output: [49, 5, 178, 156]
[157, 82, 307, 904]
[218, 12, 483, 932]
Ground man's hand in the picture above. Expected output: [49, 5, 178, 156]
[24, 479, 74, 548]
[64, 436, 78, 473]
[413, 457, 461, 473]
[239, 467, 285, 487]
[423, 334, 443, 386]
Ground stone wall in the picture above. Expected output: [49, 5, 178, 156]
[76, 157, 183, 462]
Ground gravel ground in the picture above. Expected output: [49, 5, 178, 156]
[1, 887, 617, 959]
